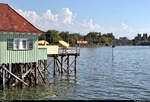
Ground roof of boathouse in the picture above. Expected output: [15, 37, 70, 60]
[0, 3, 44, 34]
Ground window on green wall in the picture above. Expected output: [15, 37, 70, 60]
[7, 38, 33, 50]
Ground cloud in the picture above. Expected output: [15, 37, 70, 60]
[58, 8, 73, 24]
[16, 8, 103, 35]
[16, 8, 145, 39]
[121, 23, 128, 30]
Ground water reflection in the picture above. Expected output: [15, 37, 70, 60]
[112, 47, 114, 68]
[0, 73, 78, 100]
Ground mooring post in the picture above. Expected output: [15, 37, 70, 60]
[53, 56, 56, 76]
[67, 55, 70, 74]
[61, 56, 64, 73]
[2, 64, 6, 90]
[74, 55, 77, 74]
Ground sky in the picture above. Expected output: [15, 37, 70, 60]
[0, 0, 150, 39]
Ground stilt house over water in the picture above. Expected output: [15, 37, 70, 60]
[0, 3, 48, 89]
[0, 3, 47, 64]
[0, 3, 80, 90]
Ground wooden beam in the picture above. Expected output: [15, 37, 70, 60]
[35, 62, 38, 85]
[2, 65, 29, 86]
[61, 56, 64, 73]
[74, 56, 77, 74]
[22, 68, 32, 78]
[37, 65, 46, 84]
[45, 60, 53, 69]
[2, 65, 6, 90]
[44, 60, 47, 81]
[20, 64, 24, 88]
[67, 55, 70, 74]
[56, 61, 60, 73]
[53, 57, 57, 76]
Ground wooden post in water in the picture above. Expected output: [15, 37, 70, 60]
[53, 56, 56, 76]
[35, 62, 38, 86]
[20, 64, 24, 88]
[29, 63, 32, 86]
[2, 64, 6, 90]
[74, 55, 77, 74]
[44, 60, 47, 81]
[7, 64, 11, 88]
[67, 55, 70, 74]
[61, 56, 64, 74]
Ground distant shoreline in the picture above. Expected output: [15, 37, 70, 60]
[72, 44, 150, 48]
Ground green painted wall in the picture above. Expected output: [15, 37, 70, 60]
[38, 48, 47, 60]
[0, 33, 47, 64]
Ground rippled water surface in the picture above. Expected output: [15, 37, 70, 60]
[1, 46, 150, 100]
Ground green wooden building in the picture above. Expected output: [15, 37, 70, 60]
[0, 3, 47, 64]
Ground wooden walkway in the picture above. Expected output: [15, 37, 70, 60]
[47, 47, 80, 76]
[48, 47, 80, 57]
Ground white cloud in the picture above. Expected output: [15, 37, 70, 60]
[121, 23, 128, 30]
[58, 8, 73, 24]
[16, 8, 146, 39]
[16, 8, 103, 35]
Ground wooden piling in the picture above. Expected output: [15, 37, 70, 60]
[61, 56, 64, 73]
[29, 63, 32, 86]
[44, 60, 47, 81]
[74, 55, 77, 74]
[67, 55, 70, 74]
[53, 56, 56, 76]
[35, 62, 38, 86]
[20, 64, 24, 88]
[2, 65, 6, 90]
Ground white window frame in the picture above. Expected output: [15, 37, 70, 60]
[13, 38, 28, 50]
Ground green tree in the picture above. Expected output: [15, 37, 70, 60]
[39, 33, 46, 40]
[101, 33, 115, 45]
[85, 32, 101, 44]
[69, 33, 84, 45]
[59, 31, 70, 42]
[45, 30, 61, 44]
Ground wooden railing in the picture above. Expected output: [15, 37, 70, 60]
[58, 47, 80, 55]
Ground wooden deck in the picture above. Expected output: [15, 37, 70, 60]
[47, 47, 80, 57]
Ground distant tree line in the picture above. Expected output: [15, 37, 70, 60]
[39, 30, 150, 47]
[39, 30, 115, 46]
[132, 33, 150, 45]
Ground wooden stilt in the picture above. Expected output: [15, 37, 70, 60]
[56, 60, 60, 73]
[2, 65, 6, 90]
[7, 64, 11, 88]
[15, 64, 18, 87]
[61, 56, 64, 73]
[20, 64, 24, 88]
[25, 63, 28, 73]
[74, 56, 77, 74]
[37, 65, 46, 84]
[2, 65, 29, 86]
[29, 63, 32, 86]
[44, 60, 47, 81]
[67, 55, 70, 74]
[53, 56, 56, 76]
[35, 62, 38, 86]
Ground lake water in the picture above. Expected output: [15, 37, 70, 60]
[1, 46, 150, 100]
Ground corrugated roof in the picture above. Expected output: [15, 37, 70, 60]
[0, 3, 44, 34]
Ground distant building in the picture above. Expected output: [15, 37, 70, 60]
[114, 37, 131, 45]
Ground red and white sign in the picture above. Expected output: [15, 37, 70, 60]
[76, 41, 88, 44]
